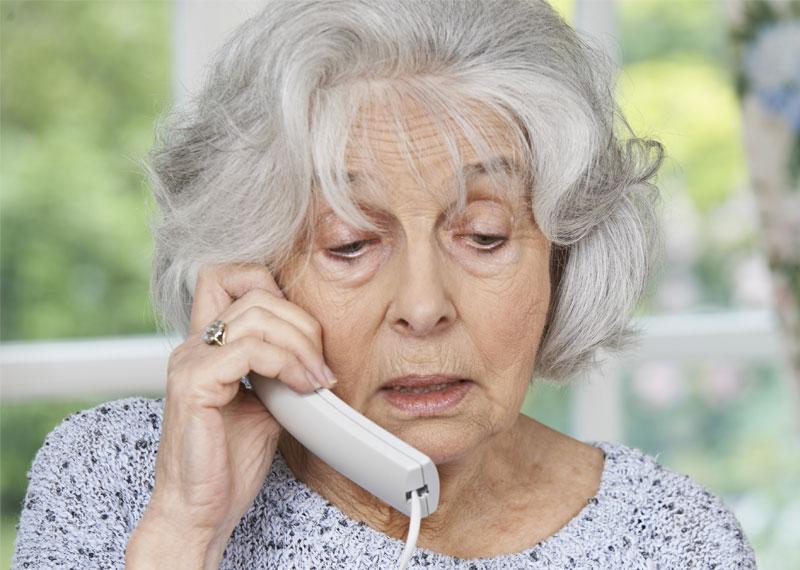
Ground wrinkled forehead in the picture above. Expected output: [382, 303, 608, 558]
[331, 97, 532, 215]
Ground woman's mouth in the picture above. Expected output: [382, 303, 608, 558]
[380, 379, 472, 415]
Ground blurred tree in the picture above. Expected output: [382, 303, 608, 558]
[619, 0, 730, 67]
[0, 0, 170, 341]
[618, 56, 745, 213]
[616, 0, 754, 314]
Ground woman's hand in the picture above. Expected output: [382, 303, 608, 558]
[126, 262, 337, 569]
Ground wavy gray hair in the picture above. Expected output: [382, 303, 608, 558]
[142, 0, 665, 384]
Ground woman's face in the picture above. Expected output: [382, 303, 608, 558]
[280, 100, 552, 465]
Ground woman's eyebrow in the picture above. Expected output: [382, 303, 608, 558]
[461, 155, 527, 181]
[318, 155, 528, 217]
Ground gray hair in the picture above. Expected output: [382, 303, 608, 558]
[142, 0, 665, 384]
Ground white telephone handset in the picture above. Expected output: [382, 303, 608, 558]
[247, 372, 440, 568]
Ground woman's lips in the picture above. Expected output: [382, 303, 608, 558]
[380, 380, 472, 415]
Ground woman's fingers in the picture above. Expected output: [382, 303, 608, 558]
[187, 263, 325, 355]
[179, 260, 335, 400]
[222, 337, 314, 394]
[223, 305, 331, 389]
[168, 336, 315, 410]
[218, 288, 324, 354]
[188, 262, 285, 337]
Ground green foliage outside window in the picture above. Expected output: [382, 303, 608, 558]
[1, 0, 168, 342]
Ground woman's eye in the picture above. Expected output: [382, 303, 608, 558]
[467, 234, 508, 252]
[325, 234, 508, 262]
[326, 239, 374, 261]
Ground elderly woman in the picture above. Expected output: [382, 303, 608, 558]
[13, 0, 756, 568]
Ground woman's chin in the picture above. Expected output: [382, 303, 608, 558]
[375, 416, 481, 466]
[407, 434, 476, 466]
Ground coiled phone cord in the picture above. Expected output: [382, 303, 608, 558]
[396, 489, 422, 570]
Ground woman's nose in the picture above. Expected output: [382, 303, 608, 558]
[386, 238, 457, 337]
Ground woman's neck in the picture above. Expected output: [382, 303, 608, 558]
[276, 414, 552, 552]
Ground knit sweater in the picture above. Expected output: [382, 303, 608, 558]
[12, 396, 757, 569]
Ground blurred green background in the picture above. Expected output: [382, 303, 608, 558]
[1, 0, 798, 568]
[1, 0, 169, 564]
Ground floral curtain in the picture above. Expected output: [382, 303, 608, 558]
[727, 0, 800, 398]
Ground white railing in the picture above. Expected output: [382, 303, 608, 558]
[0, 334, 179, 400]
[2, 310, 793, 439]
[569, 310, 794, 441]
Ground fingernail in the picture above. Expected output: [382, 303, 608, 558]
[312, 367, 333, 389]
[305, 369, 323, 390]
[322, 365, 338, 387]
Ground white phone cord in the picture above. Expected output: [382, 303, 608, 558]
[396, 490, 422, 570]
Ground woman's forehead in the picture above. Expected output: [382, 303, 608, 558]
[315, 96, 533, 217]
[343, 98, 523, 170]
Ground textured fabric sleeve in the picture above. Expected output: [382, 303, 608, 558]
[682, 488, 758, 569]
[647, 467, 758, 570]
[11, 398, 159, 570]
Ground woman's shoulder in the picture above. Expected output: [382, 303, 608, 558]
[588, 439, 757, 568]
[25, 395, 165, 501]
[73, 395, 164, 426]
[44, 395, 165, 456]
[12, 396, 165, 568]
[42, 395, 165, 483]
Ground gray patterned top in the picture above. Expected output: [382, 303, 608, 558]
[12, 396, 757, 569]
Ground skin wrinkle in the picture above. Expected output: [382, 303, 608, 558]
[274, 97, 605, 558]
